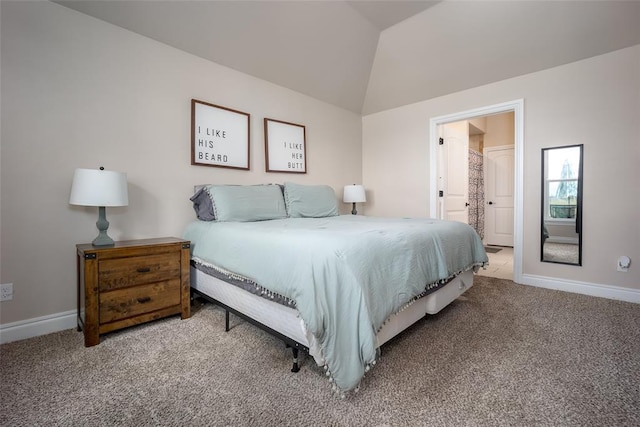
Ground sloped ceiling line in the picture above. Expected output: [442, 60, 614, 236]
[55, 1, 640, 115]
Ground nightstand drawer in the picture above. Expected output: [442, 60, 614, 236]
[99, 253, 180, 291]
[99, 279, 181, 323]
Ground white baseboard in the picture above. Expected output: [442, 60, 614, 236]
[521, 274, 640, 304]
[0, 309, 77, 344]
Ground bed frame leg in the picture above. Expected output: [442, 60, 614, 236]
[225, 310, 230, 332]
[291, 347, 300, 373]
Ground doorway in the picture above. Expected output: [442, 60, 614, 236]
[429, 100, 524, 283]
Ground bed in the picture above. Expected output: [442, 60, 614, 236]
[184, 182, 488, 395]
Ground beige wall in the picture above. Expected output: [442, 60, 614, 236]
[363, 44, 640, 291]
[444, 120, 469, 135]
[484, 112, 515, 148]
[447, 112, 514, 152]
[468, 116, 487, 134]
[468, 135, 482, 153]
[0, 2, 362, 324]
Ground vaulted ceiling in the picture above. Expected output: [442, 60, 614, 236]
[55, 1, 640, 115]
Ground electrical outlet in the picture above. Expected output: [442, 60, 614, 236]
[1, 283, 13, 301]
[617, 256, 631, 272]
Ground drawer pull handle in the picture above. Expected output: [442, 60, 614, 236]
[136, 267, 151, 273]
[137, 296, 151, 304]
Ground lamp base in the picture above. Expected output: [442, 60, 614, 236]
[351, 202, 358, 215]
[92, 233, 115, 247]
[92, 206, 115, 246]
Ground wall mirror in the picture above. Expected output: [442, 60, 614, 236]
[541, 144, 583, 265]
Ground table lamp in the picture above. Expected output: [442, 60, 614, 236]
[69, 167, 129, 246]
[343, 184, 366, 215]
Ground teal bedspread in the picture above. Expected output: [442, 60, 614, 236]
[183, 215, 487, 393]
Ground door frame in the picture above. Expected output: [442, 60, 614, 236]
[429, 99, 524, 283]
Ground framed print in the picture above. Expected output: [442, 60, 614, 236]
[191, 99, 250, 170]
[264, 118, 306, 173]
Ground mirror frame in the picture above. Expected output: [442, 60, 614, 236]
[540, 144, 583, 266]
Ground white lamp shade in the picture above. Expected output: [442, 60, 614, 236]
[69, 168, 129, 207]
[343, 185, 366, 203]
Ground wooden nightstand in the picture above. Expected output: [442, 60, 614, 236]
[77, 237, 191, 347]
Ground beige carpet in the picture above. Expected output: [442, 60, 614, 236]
[1, 276, 639, 426]
[543, 242, 579, 264]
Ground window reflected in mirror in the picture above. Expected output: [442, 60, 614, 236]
[541, 145, 583, 265]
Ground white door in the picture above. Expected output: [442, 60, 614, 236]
[484, 145, 514, 246]
[438, 122, 469, 223]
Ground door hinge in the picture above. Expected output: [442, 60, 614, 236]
[439, 137, 444, 145]
[439, 190, 444, 197]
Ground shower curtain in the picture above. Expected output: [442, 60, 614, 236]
[468, 149, 485, 239]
